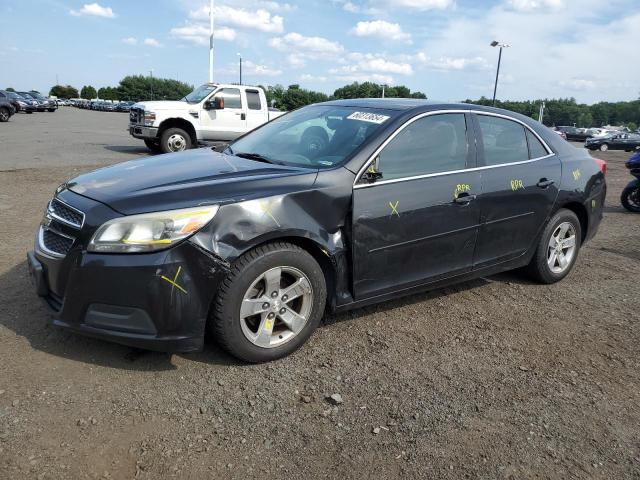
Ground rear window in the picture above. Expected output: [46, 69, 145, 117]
[246, 90, 261, 110]
[477, 115, 529, 166]
[526, 129, 548, 159]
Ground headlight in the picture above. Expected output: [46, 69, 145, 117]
[18, 101, 27, 106]
[88, 205, 219, 253]
[144, 111, 156, 126]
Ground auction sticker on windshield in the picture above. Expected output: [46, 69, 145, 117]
[347, 112, 390, 124]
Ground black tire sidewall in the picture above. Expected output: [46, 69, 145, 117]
[160, 128, 192, 154]
[530, 209, 582, 284]
[213, 245, 327, 363]
[0, 108, 9, 122]
[621, 184, 640, 212]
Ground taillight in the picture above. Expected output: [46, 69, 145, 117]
[594, 158, 607, 175]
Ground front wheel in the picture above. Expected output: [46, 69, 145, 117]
[47, 108, 56, 112]
[599, 143, 609, 152]
[0, 107, 10, 122]
[160, 127, 192, 153]
[621, 182, 640, 212]
[525, 209, 582, 284]
[210, 242, 327, 363]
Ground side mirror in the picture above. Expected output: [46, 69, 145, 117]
[362, 170, 383, 183]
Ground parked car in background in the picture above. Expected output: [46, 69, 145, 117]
[553, 129, 567, 141]
[18, 92, 46, 112]
[0, 99, 16, 122]
[0, 90, 26, 113]
[14, 92, 38, 113]
[28, 91, 57, 112]
[555, 126, 592, 142]
[585, 132, 640, 152]
[129, 83, 285, 153]
[116, 101, 135, 112]
[28, 100, 607, 362]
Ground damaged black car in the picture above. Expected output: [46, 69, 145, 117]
[28, 100, 607, 362]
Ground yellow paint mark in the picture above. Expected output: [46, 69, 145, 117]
[123, 239, 172, 245]
[454, 184, 471, 197]
[591, 199, 597, 209]
[510, 179, 525, 191]
[388, 201, 400, 217]
[572, 169, 581, 181]
[160, 266, 188, 295]
[259, 202, 281, 227]
[264, 319, 274, 331]
[367, 164, 378, 174]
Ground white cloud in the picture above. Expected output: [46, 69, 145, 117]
[69, 3, 115, 18]
[121, 37, 137, 45]
[189, 5, 284, 33]
[350, 20, 412, 43]
[300, 73, 328, 82]
[346, 53, 414, 75]
[414, 54, 490, 71]
[374, 0, 453, 10]
[243, 60, 283, 77]
[269, 32, 344, 56]
[332, 72, 396, 85]
[143, 38, 162, 47]
[170, 24, 237, 45]
[507, 0, 564, 12]
[558, 78, 596, 91]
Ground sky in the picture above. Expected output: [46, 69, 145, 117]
[0, 0, 639, 104]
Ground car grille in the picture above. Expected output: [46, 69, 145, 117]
[40, 227, 74, 257]
[130, 108, 144, 124]
[48, 198, 84, 228]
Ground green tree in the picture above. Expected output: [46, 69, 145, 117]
[116, 75, 193, 102]
[5, 87, 15, 92]
[80, 85, 97, 99]
[50, 85, 79, 98]
[333, 82, 426, 100]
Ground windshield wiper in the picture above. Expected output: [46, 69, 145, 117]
[234, 152, 278, 165]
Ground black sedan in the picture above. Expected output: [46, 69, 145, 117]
[28, 100, 607, 362]
[555, 126, 592, 142]
[585, 132, 640, 152]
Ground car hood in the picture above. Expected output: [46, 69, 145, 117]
[133, 101, 193, 112]
[66, 148, 318, 215]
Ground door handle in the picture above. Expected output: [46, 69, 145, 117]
[537, 179, 555, 189]
[454, 193, 476, 205]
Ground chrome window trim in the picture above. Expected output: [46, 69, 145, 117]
[37, 225, 75, 259]
[48, 198, 85, 229]
[353, 109, 555, 190]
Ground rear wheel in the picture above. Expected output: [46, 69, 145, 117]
[0, 107, 10, 122]
[47, 108, 56, 112]
[144, 138, 162, 154]
[599, 143, 609, 152]
[160, 127, 192, 153]
[210, 242, 327, 363]
[621, 182, 640, 212]
[526, 209, 581, 284]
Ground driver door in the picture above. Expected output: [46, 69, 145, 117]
[200, 88, 247, 141]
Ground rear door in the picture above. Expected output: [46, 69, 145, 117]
[245, 89, 267, 132]
[472, 113, 561, 268]
[352, 112, 481, 298]
[200, 87, 247, 141]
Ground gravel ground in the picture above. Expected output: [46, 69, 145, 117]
[0, 108, 639, 479]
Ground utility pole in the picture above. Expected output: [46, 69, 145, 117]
[237, 53, 242, 85]
[539, 101, 546, 124]
[149, 69, 154, 100]
[381, 84, 386, 98]
[490, 41, 510, 107]
[209, 0, 215, 83]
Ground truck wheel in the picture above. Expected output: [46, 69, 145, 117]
[160, 128, 192, 153]
[210, 242, 327, 363]
[144, 139, 162, 154]
[0, 107, 10, 122]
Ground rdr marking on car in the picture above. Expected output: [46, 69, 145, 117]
[388, 201, 400, 217]
[27, 100, 607, 363]
[160, 266, 188, 296]
[510, 179, 525, 191]
[573, 169, 582, 181]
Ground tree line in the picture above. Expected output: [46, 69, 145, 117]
[40, 76, 640, 129]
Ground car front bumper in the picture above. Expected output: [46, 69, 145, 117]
[129, 124, 159, 140]
[28, 191, 229, 352]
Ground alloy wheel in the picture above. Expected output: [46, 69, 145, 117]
[239, 266, 314, 349]
[547, 222, 577, 274]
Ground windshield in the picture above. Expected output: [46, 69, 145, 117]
[184, 84, 217, 103]
[19, 93, 34, 99]
[227, 105, 397, 169]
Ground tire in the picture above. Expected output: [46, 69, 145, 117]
[621, 182, 640, 213]
[47, 108, 56, 112]
[144, 139, 162, 154]
[0, 107, 10, 122]
[160, 127, 192, 153]
[210, 242, 327, 363]
[525, 208, 582, 284]
[599, 143, 609, 152]
[26, 111, 33, 114]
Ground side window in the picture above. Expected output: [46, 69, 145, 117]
[477, 115, 529, 166]
[0, 92, 5, 98]
[214, 88, 242, 109]
[373, 113, 468, 181]
[246, 90, 261, 110]
[526, 129, 549, 159]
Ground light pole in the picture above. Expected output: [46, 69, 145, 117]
[149, 69, 154, 100]
[490, 40, 510, 106]
[237, 53, 242, 85]
[209, 0, 215, 83]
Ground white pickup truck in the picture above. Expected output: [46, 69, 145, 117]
[128, 84, 285, 153]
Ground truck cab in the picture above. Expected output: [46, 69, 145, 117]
[129, 84, 284, 154]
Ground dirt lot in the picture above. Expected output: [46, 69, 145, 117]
[0, 108, 639, 479]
